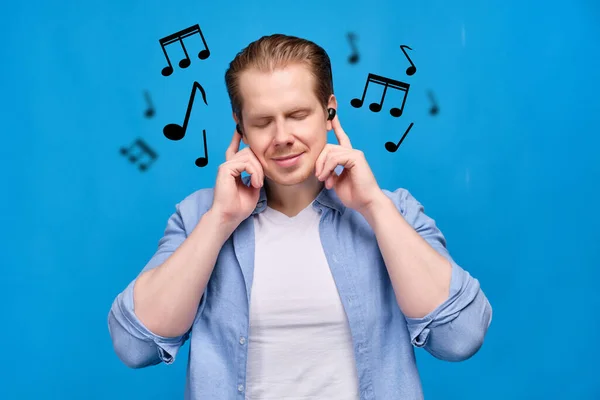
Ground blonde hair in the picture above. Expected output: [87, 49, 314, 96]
[224, 34, 334, 125]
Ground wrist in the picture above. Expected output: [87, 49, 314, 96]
[203, 209, 239, 239]
[358, 191, 392, 221]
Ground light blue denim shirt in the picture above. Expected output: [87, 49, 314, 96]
[108, 175, 492, 400]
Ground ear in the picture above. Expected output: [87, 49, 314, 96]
[326, 95, 338, 131]
[232, 112, 248, 145]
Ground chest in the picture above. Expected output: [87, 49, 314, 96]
[203, 208, 398, 333]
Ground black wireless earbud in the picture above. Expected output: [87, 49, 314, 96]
[327, 108, 336, 121]
[236, 123, 243, 135]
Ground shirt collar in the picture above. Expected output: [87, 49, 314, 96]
[241, 175, 346, 216]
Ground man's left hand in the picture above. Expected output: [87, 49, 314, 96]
[315, 113, 386, 215]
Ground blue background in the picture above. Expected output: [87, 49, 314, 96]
[2, 0, 599, 398]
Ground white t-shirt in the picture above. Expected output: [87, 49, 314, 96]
[245, 202, 360, 400]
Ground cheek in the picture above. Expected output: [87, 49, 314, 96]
[309, 132, 328, 154]
[246, 138, 269, 157]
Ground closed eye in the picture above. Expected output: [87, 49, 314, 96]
[252, 110, 310, 127]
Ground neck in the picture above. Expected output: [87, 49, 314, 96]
[265, 175, 324, 217]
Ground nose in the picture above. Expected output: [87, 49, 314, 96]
[272, 120, 295, 146]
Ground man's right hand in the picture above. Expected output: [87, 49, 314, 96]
[210, 128, 265, 226]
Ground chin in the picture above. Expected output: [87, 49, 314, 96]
[269, 170, 313, 186]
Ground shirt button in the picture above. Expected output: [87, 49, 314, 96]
[238, 384, 244, 392]
[239, 336, 246, 345]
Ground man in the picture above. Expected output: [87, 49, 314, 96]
[108, 34, 492, 400]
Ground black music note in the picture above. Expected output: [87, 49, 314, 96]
[163, 81, 208, 141]
[159, 24, 210, 77]
[347, 32, 359, 64]
[143, 90, 155, 118]
[195, 129, 208, 168]
[385, 122, 414, 153]
[351, 73, 410, 117]
[400, 45, 416, 76]
[120, 138, 158, 171]
[428, 90, 439, 116]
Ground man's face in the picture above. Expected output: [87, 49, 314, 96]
[236, 63, 335, 186]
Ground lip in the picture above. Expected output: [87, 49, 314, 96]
[273, 152, 303, 167]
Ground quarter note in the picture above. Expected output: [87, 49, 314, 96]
[143, 90, 155, 118]
[428, 90, 439, 115]
[159, 24, 210, 77]
[350, 73, 410, 117]
[385, 122, 414, 153]
[347, 32, 359, 64]
[120, 138, 158, 171]
[163, 81, 208, 141]
[400, 45, 416, 76]
[195, 129, 208, 167]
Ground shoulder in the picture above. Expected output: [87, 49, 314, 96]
[380, 187, 443, 233]
[171, 187, 216, 231]
[381, 187, 422, 216]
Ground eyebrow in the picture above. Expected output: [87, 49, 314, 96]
[247, 106, 313, 121]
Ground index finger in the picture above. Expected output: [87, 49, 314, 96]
[331, 114, 352, 148]
[225, 128, 243, 161]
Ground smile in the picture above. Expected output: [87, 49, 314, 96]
[273, 153, 303, 167]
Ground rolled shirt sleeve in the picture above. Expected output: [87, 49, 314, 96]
[392, 189, 493, 362]
[108, 205, 191, 368]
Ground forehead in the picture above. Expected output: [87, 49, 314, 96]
[238, 64, 319, 117]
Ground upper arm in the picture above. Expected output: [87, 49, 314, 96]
[392, 188, 454, 262]
[108, 192, 210, 368]
[139, 204, 189, 276]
